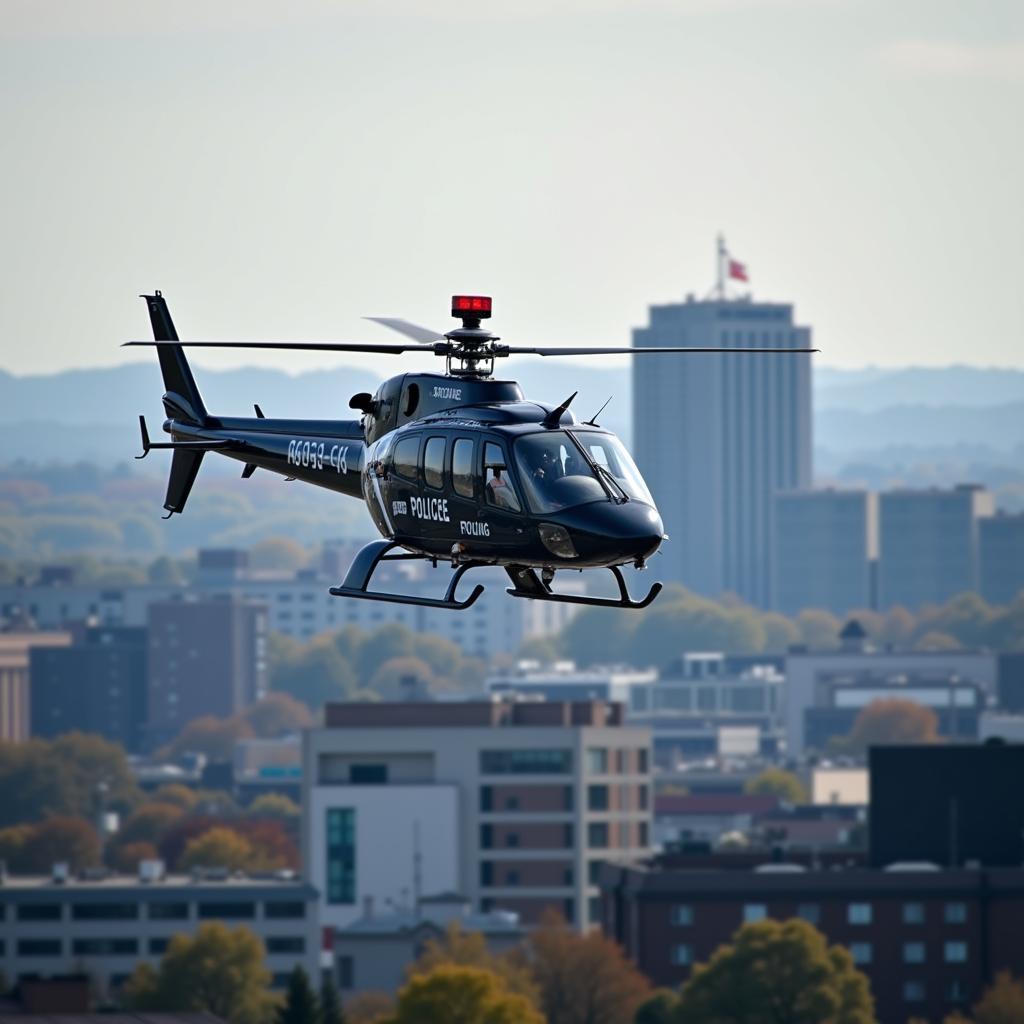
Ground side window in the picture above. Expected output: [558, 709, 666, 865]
[424, 437, 445, 490]
[392, 435, 420, 481]
[483, 442, 521, 512]
[452, 438, 475, 499]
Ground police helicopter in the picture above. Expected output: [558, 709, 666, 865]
[129, 293, 816, 611]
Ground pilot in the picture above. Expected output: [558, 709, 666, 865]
[486, 467, 518, 511]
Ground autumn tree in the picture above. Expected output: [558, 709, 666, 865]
[248, 793, 301, 821]
[385, 965, 543, 1024]
[344, 991, 393, 1024]
[160, 714, 255, 762]
[744, 768, 807, 804]
[244, 692, 313, 738]
[848, 698, 939, 752]
[529, 910, 651, 1024]
[278, 966, 320, 1024]
[634, 989, 680, 1024]
[676, 918, 874, 1024]
[179, 826, 256, 872]
[151, 783, 201, 811]
[969, 970, 1024, 1024]
[124, 922, 275, 1024]
[108, 840, 159, 873]
[408, 922, 538, 1005]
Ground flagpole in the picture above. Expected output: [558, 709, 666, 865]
[716, 233, 726, 300]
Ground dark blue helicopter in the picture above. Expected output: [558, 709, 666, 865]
[130, 293, 815, 611]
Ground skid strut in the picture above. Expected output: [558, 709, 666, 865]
[505, 564, 662, 610]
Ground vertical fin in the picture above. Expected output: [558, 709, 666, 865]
[141, 291, 207, 425]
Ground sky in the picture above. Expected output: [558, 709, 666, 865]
[1, 0, 1021, 378]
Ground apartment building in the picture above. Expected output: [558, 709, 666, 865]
[303, 700, 652, 932]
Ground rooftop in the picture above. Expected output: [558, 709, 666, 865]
[324, 700, 625, 729]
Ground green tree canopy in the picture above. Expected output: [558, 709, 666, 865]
[676, 918, 874, 1024]
[385, 965, 543, 1024]
[320, 974, 346, 1024]
[125, 922, 275, 1024]
[278, 966, 320, 1024]
[744, 768, 808, 804]
[271, 637, 358, 710]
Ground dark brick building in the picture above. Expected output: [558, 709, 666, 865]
[601, 862, 1024, 1024]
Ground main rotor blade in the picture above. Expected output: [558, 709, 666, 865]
[364, 317, 445, 343]
[504, 346, 819, 356]
[124, 340, 434, 354]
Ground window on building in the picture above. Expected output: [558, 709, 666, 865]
[947, 979, 969, 1002]
[671, 944, 693, 966]
[392, 435, 420, 481]
[16, 903, 61, 921]
[480, 824, 493, 849]
[797, 904, 820, 925]
[639, 822, 649, 848]
[505, 870, 520, 887]
[563, 898, 575, 922]
[337, 955, 354, 990]
[564, 786, 574, 811]
[944, 941, 968, 963]
[945, 902, 967, 924]
[149, 938, 169, 955]
[588, 785, 609, 811]
[588, 822, 609, 848]
[424, 437, 445, 489]
[586, 748, 608, 774]
[903, 941, 925, 964]
[903, 981, 925, 1002]
[264, 902, 306, 919]
[671, 904, 694, 926]
[638, 748, 648, 774]
[480, 862, 493, 886]
[564, 824, 575, 848]
[148, 902, 189, 920]
[17, 939, 62, 956]
[72, 902, 138, 920]
[850, 942, 872, 966]
[267, 937, 305, 954]
[480, 750, 572, 774]
[847, 903, 872, 925]
[479, 786, 493, 812]
[349, 763, 388, 784]
[638, 785, 649, 810]
[589, 896, 603, 925]
[504, 832, 520, 848]
[198, 902, 255, 919]
[564, 866, 574, 885]
[902, 902, 925, 925]
[504, 795, 519, 811]
[72, 938, 138, 955]
[326, 808, 356, 905]
[588, 860, 605, 885]
[452, 439, 475, 498]
[743, 904, 766, 923]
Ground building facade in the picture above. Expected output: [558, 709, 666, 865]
[877, 485, 994, 610]
[303, 701, 652, 932]
[979, 511, 1024, 606]
[632, 296, 812, 607]
[772, 489, 877, 615]
[0, 868, 318, 1000]
[0, 628, 71, 742]
[601, 861, 1024, 1024]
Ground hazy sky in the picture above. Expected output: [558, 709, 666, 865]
[1, 0, 1021, 377]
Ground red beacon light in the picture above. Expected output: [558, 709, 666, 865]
[451, 295, 492, 320]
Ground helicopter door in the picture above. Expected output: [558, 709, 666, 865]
[479, 439, 525, 556]
[386, 431, 422, 540]
[417, 434, 452, 551]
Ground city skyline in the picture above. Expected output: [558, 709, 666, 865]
[2, 0, 1021, 376]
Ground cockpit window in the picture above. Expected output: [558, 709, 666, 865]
[513, 432, 606, 514]
[483, 442, 521, 512]
[575, 432, 654, 505]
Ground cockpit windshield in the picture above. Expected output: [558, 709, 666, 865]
[513, 431, 654, 514]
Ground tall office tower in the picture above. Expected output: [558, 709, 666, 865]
[30, 625, 148, 751]
[146, 595, 267, 749]
[0, 628, 71, 742]
[979, 512, 1024, 606]
[632, 297, 812, 606]
[303, 701, 652, 932]
[772, 489, 877, 615]
[877, 484, 994, 611]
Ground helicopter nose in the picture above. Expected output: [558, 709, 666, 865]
[563, 502, 665, 563]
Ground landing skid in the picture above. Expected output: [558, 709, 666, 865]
[505, 564, 662, 610]
[329, 540, 485, 610]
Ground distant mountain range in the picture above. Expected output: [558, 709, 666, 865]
[1, 363, 1022, 464]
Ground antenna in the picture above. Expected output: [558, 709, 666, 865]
[584, 395, 613, 427]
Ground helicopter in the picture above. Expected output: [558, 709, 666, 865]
[129, 293, 816, 611]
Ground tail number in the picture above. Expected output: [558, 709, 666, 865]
[287, 440, 348, 474]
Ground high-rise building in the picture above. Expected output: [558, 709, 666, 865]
[146, 595, 267, 748]
[302, 700, 652, 932]
[772, 489, 877, 615]
[979, 512, 1024, 606]
[632, 297, 812, 606]
[30, 625, 147, 751]
[0, 627, 71, 742]
[877, 485, 994, 610]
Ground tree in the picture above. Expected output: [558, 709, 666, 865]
[971, 971, 1024, 1024]
[124, 922, 275, 1024]
[272, 639, 358, 710]
[320, 974, 346, 1024]
[179, 826, 255, 872]
[0, 816, 101, 872]
[744, 768, 807, 804]
[385, 965, 543, 1024]
[245, 692, 314, 737]
[408, 922, 538, 1005]
[113, 802, 185, 848]
[248, 793, 301, 821]
[796, 609, 842, 649]
[634, 989, 680, 1024]
[251, 537, 310, 571]
[233, 818, 300, 869]
[676, 918, 874, 1024]
[344, 991, 393, 1024]
[278, 966, 320, 1024]
[368, 656, 437, 700]
[151, 784, 201, 811]
[108, 839, 159, 873]
[160, 715, 254, 762]
[355, 624, 416, 684]
[848, 698, 939, 752]
[529, 910, 651, 1024]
